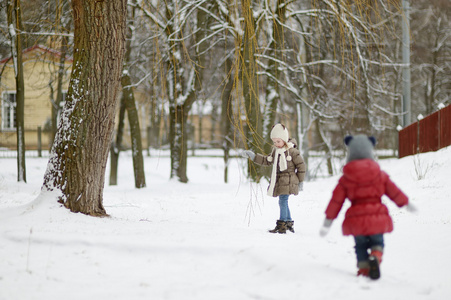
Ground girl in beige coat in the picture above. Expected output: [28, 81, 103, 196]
[242, 124, 306, 233]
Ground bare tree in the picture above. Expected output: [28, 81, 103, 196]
[110, 2, 146, 188]
[137, 0, 218, 182]
[220, 56, 234, 183]
[410, 0, 451, 116]
[7, 0, 26, 182]
[43, 0, 127, 216]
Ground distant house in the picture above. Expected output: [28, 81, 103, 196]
[0, 45, 72, 150]
[0, 45, 237, 153]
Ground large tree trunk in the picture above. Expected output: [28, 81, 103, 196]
[43, 0, 127, 216]
[7, 0, 26, 183]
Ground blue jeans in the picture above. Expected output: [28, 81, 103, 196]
[354, 234, 384, 263]
[278, 194, 292, 221]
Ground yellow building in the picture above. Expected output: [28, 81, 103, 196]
[0, 45, 72, 150]
[1, 45, 234, 152]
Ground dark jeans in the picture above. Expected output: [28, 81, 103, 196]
[354, 234, 384, 263]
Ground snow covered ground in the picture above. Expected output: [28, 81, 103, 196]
[1, 146, 450, 300]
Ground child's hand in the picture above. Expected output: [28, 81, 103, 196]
[241, 150, 255, 161]
[298, 182, 304, 191]
[319, 218, 333, 237]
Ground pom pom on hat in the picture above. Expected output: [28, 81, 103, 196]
[270, 124, 289, 143]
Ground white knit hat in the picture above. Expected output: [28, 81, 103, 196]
[270, 124, 289, 143]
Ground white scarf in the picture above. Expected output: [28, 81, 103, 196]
[267, 143, 293, 196]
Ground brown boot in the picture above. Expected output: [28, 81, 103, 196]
[268, 220, 287, 234]
[286, 221, 295, 233]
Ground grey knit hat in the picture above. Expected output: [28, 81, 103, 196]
[344, 134, 376, 162]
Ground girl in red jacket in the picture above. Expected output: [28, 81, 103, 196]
[319, 135, 414, 280]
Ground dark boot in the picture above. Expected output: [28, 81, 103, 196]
[268, 220, 287, 234]
[286, 221, 295, 233]
[368, 249, 383, 280]
[368, 255, 381, 280]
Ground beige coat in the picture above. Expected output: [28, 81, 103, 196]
[253, 144, 306, 197]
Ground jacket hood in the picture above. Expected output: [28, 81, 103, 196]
[342, 159, 381, 183]
[288, 138, 297, 148]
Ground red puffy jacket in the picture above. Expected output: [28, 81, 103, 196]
[325, 159, 408, 236]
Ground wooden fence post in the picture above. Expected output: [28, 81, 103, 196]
[37, 126, 42, 157]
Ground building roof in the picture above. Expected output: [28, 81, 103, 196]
[0, 44, 73, 64]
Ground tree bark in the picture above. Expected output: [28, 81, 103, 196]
[43, 0, 127, 216]
[169, 104, 189, 183]
[7, 0, 26, 183]
[165, 2, 191, 183]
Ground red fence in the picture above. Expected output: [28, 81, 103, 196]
[399, 104, 451, 158]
